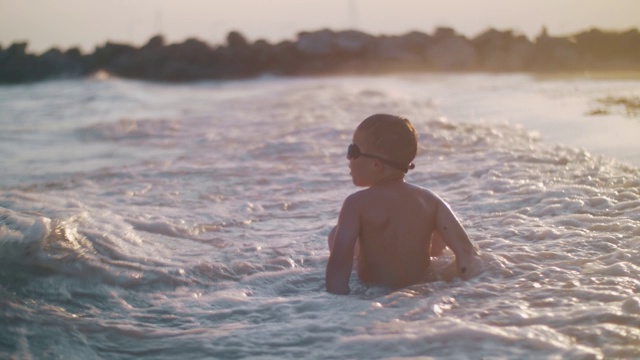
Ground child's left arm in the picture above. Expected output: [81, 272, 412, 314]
[326, 195, 360, 294]
[434, 198, 481, 279]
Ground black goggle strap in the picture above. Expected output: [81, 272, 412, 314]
[347, 144, 415, 173]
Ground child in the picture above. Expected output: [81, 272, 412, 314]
[326, 114, 480, 294]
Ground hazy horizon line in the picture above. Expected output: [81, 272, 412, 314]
[4, 24, 639, 55]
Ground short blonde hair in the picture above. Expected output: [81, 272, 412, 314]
[356, 114, 417, 169]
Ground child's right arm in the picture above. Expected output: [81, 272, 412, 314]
[433, 198, 480, 278]
[325, 195, 360, 294]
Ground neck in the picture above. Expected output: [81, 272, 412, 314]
[373, 172, 405, 186]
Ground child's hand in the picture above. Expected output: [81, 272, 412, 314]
[459, 253, 484, 280]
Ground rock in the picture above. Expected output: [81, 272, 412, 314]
[90, 41, 137, 70]
[425, 28, 476, 70]
[4, 42, 28, 57]
[240, 40, 279, 76]
[143, 34, 165, 49]
[39, 47, 86, 77]
[505, 37, 535, 70]
[65, 47, 82, 59]
[0, 42, 90, 83]
[266, 40, 304, 75]
[400, 31, 431, 53]
[100, 37, 215, 81]
[574, 28, 640, 68]
[334, 30, 376, 55]
[532, 27, 580, 70]
[220, 32, 273, 78]
[0, 42, 33, 83]
[227, 31, 249, 48]
[370, 36, 422, 62]
[433, 27, 456, 39]
[296, 29, 334, 56]
[1, 26, 640, 84]
[473, 29, 535, 71]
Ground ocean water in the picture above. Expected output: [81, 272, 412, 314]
[1, 73, 639, 359]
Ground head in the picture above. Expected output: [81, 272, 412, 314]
[348, 114, 417, 186]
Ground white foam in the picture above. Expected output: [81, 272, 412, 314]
[1, 74, 639, 359]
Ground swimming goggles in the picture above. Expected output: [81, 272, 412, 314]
[347, 144, 415, 173]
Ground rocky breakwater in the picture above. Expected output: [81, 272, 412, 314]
[1, 27, 639, 84]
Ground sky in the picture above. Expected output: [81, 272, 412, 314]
[1, 0, 640, 54]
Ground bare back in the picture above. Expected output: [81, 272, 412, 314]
[354, 182, 439, 289]
[325, 115, 479, 295]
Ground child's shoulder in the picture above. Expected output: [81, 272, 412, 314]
[348, 182, 441, 203]
[341, 186, 387, 209]
[405, 182, 441, 198]
[344, 187, 374, 203]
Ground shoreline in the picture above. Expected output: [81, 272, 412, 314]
[532, 70, 640, 81]
[2, 26, 640, 84]
[389, 72, 640, 168]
